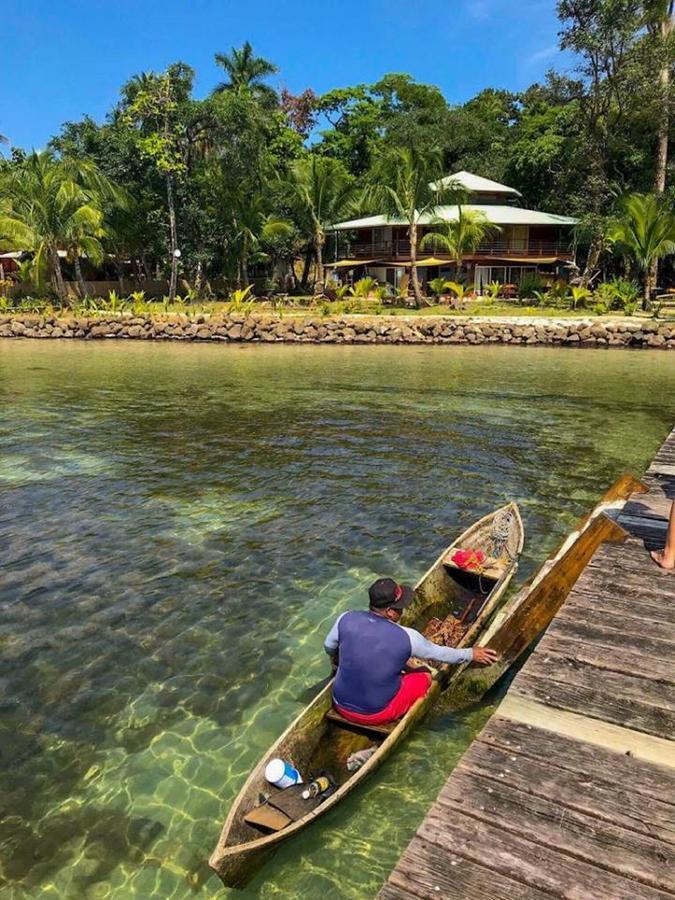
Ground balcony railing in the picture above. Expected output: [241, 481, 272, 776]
[349, 239, 573, 260]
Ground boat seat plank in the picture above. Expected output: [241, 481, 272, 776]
[325, 707, 395, 738]
[243, 804, 291, 833]
[443, 554, 506, 580]
[266, 783, 324, 820]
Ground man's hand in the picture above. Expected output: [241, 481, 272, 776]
[472, 646, 499, 666]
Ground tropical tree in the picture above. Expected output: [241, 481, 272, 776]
[365, 144, 446, 307]
[121, 64, 194, 301]
[420, 207, 500, 273]
[228, 191, 294, 287]
[286, 155, 355, 291]
[608, 193, 675, 303]
[645, 0, 674, 290]
[213, 42, 278, 107]
[0, 151, 120, 302]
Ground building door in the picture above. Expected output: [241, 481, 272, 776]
[474, 266, 491, 293]
[511, 226, 529, 252]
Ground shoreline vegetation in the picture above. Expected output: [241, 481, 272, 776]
[2, 310, 674, 349]
[2, 3, 675, 309]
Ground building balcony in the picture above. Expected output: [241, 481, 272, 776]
[348, 239, 574, 260]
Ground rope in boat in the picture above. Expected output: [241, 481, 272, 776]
[489, 507, 517, 562]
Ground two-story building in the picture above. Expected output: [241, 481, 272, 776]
[327, 171, 578, 293]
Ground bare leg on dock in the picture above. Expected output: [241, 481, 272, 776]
[651, 501, 675, 571]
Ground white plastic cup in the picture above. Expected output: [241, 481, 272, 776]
[264, 758, 303, 788]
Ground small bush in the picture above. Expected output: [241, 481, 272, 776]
[518, 274, 545, 301]
[227, 285, 256, 314]
[428, 277, 448, 298]
[569, 286, 592, 310]
[350, 277, 377, 298]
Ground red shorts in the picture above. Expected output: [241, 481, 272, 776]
[335, 671, 433, 725]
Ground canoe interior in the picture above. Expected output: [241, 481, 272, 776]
[212, 503, 524, 882]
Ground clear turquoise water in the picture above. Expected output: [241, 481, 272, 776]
[0, 340, 673, 899]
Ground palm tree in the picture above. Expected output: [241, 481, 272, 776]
[365, 145, 447, 307]
[608, 193, 675, 304]
[420, 207, 501, 276]
[0, 151, 121, 302]
[229, 192, 294, 287]
[287, 156, 355, 291]
[213, 42, 278, 107]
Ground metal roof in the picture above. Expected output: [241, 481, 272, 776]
[431, 170, 522, 196]
[330, 204, 578, 231]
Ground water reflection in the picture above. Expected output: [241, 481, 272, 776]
[0, 341, 673, 898]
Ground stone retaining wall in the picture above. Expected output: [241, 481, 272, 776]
[1, 313, 674, 348]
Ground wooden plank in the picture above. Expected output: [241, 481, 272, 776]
[529, 630, 673, 683]
[512, 667, 675, 739]
[575, 571, 672, 602]
[566, 587, 675, 624]
[418, 807, 675, 900]
[546, 616, 675, 663]
[521, 650, 675, 712]
[621, 518, 674, 543]
[437, 771, 675, 892]
[384, 838, 551, 900]
[462, 738, 675, 844]
[583, 559, 669, 587]
[498, 696, 675, 769]
[479, 718, 675, 803]
[554, 603, 675, 643]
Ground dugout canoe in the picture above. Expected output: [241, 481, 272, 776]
[441, 473, 648, 710]
[208, 502, 524, 887]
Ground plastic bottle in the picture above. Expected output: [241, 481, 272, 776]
[346, 747, 377, 771]
[301, 776, 331, 799]
[265, 758, 303, 788]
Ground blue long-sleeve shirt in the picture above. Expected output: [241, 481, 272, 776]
[323, 610, 473, 714]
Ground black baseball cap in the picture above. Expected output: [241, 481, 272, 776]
[368, 578, 414, 610]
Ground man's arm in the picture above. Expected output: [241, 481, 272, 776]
[324, 613, 345, 671]
[401, 626, 498, 666]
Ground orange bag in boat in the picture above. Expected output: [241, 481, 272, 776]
[451, 549, 486, 570]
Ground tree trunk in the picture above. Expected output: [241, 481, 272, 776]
[241, 235, 249, 289]
[581, 235, 603, 287]
[644, 264, 652, 308]
[194, 260, 203, 297]
[300, 246, 313, 293]
[650, 5, 674, 295]
[409, 221, 422, 308]
[166, 173, 178, 302]
[654, 6, 673, 195]
[114, 256, 125, 293]
[50, 246, 67, 304]
[73, 254, 89, 298]
[314, 229, 325, 295]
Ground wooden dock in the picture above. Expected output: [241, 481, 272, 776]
[381, 429, 675, 900]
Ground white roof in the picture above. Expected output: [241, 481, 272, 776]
[330, 204, 578, 231]
[432, 171, 522, 197]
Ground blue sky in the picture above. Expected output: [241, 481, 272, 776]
[3, 0, 572, 151]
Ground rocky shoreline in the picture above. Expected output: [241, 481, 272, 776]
[1, 313, 674, 348]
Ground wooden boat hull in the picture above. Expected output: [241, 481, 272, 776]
[209, 503, 524, 887]
[442, 474, 647, 710]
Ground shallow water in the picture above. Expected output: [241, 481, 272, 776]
[0, 340, 673, 899]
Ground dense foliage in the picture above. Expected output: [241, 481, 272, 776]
[0, 1, 673, 303]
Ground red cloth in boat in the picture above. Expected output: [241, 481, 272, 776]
[451, 548, 486, 570]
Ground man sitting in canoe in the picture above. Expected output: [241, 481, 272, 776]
[324, 578, 498, 726]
